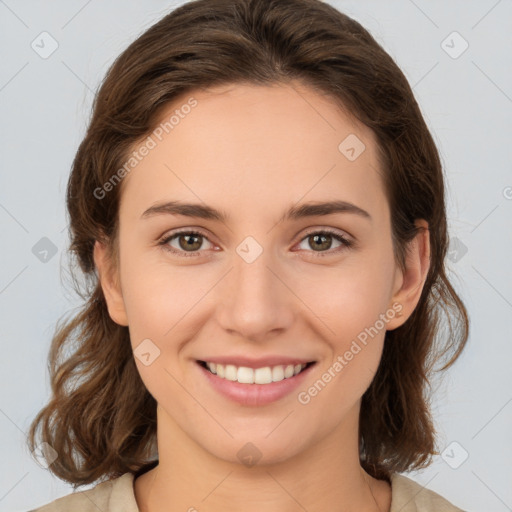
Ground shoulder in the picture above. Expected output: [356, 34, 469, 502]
[27, 471, 466, 512]
[28, 473, 139, 512]
[390, 473, 466, 512]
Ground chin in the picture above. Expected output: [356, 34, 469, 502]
[200, 431, 311, 468]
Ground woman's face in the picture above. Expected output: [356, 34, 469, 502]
[96, 81, 424, 466]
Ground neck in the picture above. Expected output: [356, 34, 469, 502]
[134, 404, 391, 512]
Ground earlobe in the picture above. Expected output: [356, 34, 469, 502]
[387, 220, 430, 330]
[93, 240, 129, 326]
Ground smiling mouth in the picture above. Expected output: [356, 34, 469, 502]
[197, 360, 316, 385]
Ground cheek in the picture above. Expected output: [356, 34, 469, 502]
[120, 259, 200, 405]
[119, 240, 206, 339]
[294, 250, 395, 395]
[296, 253, 395, 338]
[121, 243, 396, 343]
[297, 276, 390, 420]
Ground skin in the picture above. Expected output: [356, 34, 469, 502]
[94, 81, 430, 512]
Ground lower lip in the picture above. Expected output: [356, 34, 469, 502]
[196, 361, 316, 407]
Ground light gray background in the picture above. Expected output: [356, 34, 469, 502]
[1, 1, 511, 511]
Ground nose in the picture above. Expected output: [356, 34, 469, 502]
[215, 246, 295, 343]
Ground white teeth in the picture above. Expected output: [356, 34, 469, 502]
[225, 364, 237, 381]
[254, 367, 272, 384]
[203, 361, 309, 384]
[238, 366, 255, 384]
[272, 365, 284, 382]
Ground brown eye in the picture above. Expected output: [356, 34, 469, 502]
[159, 230, 214, 257]
[307, 233, 334, 251]
[177, 233, 203, 251]
[296, 229, 353, 255]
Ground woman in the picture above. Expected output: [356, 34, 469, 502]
[27, 0, 469, 510]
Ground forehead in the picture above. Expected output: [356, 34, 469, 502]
[118, 81, 387, 225]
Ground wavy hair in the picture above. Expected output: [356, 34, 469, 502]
[27, 0, 469, 487]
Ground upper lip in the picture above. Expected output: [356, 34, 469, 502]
[197, 356, 316, 369]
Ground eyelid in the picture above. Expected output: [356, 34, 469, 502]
[157, 228, 216, 258]
[299, 226, 352, 242]
[157, 226, 354, 257]
[294, 227, 354, 255]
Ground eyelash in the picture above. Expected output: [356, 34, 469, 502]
[157, 228, 354, 258]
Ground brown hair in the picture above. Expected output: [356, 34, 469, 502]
[27, 0, 469, 487]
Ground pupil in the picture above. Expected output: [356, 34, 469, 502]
[311, 234, 331, 251]
[180, 234, 201, 251]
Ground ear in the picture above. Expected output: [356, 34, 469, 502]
[386, 219, 430, 330]
[93, 239, 129, 326]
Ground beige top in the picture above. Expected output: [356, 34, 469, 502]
[29, 472, 465, 512]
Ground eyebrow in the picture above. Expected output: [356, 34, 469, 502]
[140, 199, 372, 223]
